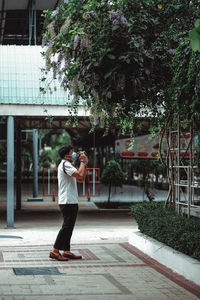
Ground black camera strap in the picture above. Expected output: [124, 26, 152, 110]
[63, 161, 67, 174]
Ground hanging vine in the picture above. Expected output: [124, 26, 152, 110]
[40, 1, 199, 136]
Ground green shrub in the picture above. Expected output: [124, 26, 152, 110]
[101, 160, 124, 204]
[130, 202, 200, 260]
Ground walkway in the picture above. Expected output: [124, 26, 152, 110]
[0, 204, 200, 299]
[0, 183, 169, 205]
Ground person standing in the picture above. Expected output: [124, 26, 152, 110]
[49, 145, 88, 261]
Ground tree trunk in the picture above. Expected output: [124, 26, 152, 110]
[108, 181, 111, 207]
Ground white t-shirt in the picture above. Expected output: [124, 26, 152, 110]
[57, 159, 78, 204]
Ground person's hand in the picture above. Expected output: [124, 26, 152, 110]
[79, 153, 88, 165]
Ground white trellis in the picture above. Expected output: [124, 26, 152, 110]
[160, 119, 200, 218]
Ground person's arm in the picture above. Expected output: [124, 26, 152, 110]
[72, 154, 88, 183]
[72, 162, 87, 183]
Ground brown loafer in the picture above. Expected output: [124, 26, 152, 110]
[49, 251, 68, 261]
[63, 252, 82, 259]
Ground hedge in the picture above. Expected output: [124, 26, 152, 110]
[130, 202, 200, 261]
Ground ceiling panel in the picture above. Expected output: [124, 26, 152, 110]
[36, 0, 62, 10]
[0, 0, 61, 11]
[0, 0, 29, 10]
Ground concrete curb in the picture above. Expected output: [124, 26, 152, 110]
[129, 231, 200, 286]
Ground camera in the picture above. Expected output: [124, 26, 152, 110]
[77, 151, 87, 157]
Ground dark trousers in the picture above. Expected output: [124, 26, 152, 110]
[54, 204, 78, 251]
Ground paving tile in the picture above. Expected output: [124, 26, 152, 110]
[13, 267, 61, 276]
[0, 242, 199, 299]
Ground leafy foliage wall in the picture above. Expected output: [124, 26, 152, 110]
[41, 0, 200, 136]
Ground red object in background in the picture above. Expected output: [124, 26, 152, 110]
[151, 152, 158, 157]
[43, 167, 57, 201]
[151, 152, 164, 157]
[180, 152, 190, 157]
[43, 168, 100, 200]
[121, 152, 135, 157]
[138, 152, 148, 157]
[180, 134, 190, 139]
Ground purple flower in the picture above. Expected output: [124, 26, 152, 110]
[80, 39, 87, 51]
[167, 49, 174, 55]
[81, 67, 86, 75]
[58, 74, 63, 83]
[73, 34, 80, 50]
[57, 53, 63, 70]
[61, 77, 67, 85]
[140, 38, 145, 45]
[109, 11, 128, 25]
[86, 10, 95, 17]
[113, 19, 119, 24]
[120, 15, 128, 25]
[64, 58, 69, 68]
[47, 22, 55, 28]
[47, 41, 53, 47]
[93, 116, 99, 125]
[109, 12, 120, 20]
[51, 10, 58, 18]
[69, 84, 73, 94]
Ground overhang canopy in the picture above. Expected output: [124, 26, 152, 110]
[0, 0, 61, 10]
[0, 0, 61, 44]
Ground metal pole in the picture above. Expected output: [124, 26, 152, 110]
[0, 0, 5, 44]
[177, 120, 180, 214]
[22, 129, 43, 202]
[33, 0, 37, 45]
[188, 167, 191, 218]
[93, 131, 96, 168]
[29, 1, 33, 45]
[93, 169, 95, 195]
[83, 175, 85, 195]
[48, 168, 50, 195]
[190, 124, 194, 205]
[16, 127, 22, 210]
[33, 129, 38, 198]
[7, 116, 14, 228]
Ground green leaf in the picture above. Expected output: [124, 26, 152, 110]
[189, 29, 200, 52]
[134, 41, 140, 48]
[107, 54, 116, 60]
[83, 4, 90, 10]
[112, 25, 120, 31]
[194, 19, 200, 34]
[195, 19, 200, 29]
[104, 66, 118, 79]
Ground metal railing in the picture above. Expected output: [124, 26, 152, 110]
[167, 122, 200, 218]
[43, 167, 100, 201]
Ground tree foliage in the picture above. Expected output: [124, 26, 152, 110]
[101, 160, 124, 186]
[41, 0, 200, 134]
[170, 38, 200, 123]
[101, 160, 124, 203]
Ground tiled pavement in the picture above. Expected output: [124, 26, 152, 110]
[0, 204, 200, 299]
[0, 242, 199, 300]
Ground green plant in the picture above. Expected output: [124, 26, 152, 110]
[130, 159, 167, 199]
[41, 0, 200, 210]
[189, 19, 200, 52]
[169, 37, 200, 124]
[131, 202, 200, 260]
[41, 0, 200, 131]
[101, 160, 124, 205]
